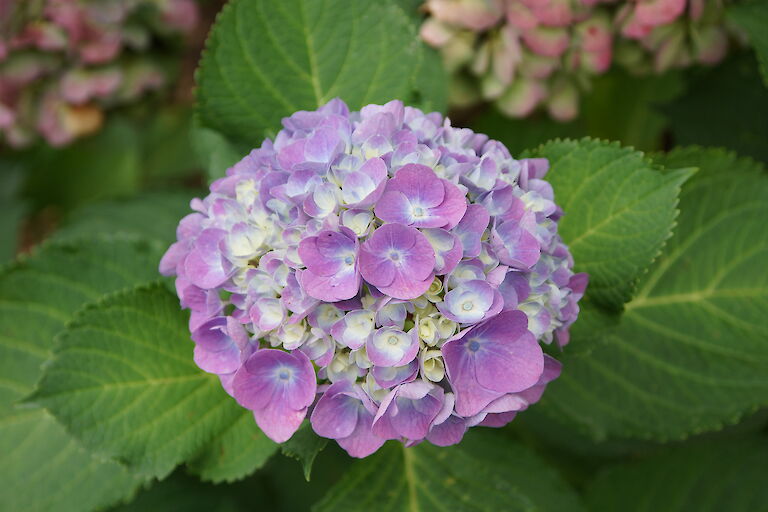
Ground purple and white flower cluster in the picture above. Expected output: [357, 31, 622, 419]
[160, 99, 587, 457]
[0, 0, 198, 147]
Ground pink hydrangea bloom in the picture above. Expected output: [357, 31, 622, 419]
[0, 0, 198, 147]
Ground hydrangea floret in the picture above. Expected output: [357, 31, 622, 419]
[160, 99, 587, 457]
[0, 0, 198, 147]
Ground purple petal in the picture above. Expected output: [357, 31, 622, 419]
[337, 413, 386, 458]
[431, 179, 468, 229]
[359, 224, 436, 300]
[421, 228, 463, 275]
[371, 359, 419, 387]
[387, 164, 445, 207]
[184, 229, 233, 289]
[253, 405, 308, 443]
[367, 327, 419, 367]
[375, 190, 414, 225]
[491, 220, 540, 269]
[299, 266, 361, 302]
[310, 381, 361, 439]
[442, 310, 543, 416]
[427, 415, 468, 447]
[454, 204, 490, 258]
[477, 411, 517, 428]
[232, 349, 317, 412]
[373, 381, 444, 441]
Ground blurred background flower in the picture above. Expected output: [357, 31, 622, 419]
[421, 0, 741, 120]
[0, 0, 199, 147]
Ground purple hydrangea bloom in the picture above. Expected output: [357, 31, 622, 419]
[161, 98, 587, 456]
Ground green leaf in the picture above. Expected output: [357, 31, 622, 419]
[579, 69, 685, 151]
[280, 421, 328, 482]
[728, 1, 768, 87]
[0, 162, 26, 262]
[191, 126, 247, 183]
[53, 191, 197, 246]
[139, 108, 204, 184]
[528, 139, 694, 308]
[536, 148, 768, 441]
[21, 118, 141, 212]
[314, 431, 584, 512]
[31, 284, 248, 479]
[586, 437, 768, 512]
[0, 237, 164, 512]
[110, 472, 246, 512]
[188, 408, 277, 483]
[197, 0, 446, 145]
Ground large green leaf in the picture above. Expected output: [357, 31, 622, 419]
[197, 0, 446, 144]
[21, 118, 141, 212]
[586, 437, 768, 511]
[191, 127, 246, 183]
[0, 237, 163, 512]
[536, 148, 768, 441]
[529, 139, 694, 308]
[53, 191, 196, 246]
[728, 1, 768, 87]
[188, 408, 277, 484]
[314, 431, 584, 512]
[31, 285, 253, 479]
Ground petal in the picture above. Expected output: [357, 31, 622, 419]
[337, 410, 386, 458]
[427, 415, 467, 447]
[454, 204, 490, 258]
[299, 267, 361, 302]
[253, 405, 307, 443]
[388, 164, 445, 207]
[310, 381, 360, 439]
[430, 180, 468, 229]
[375, 190, 414, 225]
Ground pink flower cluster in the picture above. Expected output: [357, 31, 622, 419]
[0, 0, 198, 147]
[615, 0, 733, 73]
[420, 0, 735, 120]
[160, 99, 587, 457]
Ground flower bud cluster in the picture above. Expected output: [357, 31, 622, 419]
[421, 0, 614, 120]
[0, 0, 198, 147]
[614, 0, 734, 73]
[420, 0, 737, 120]
[161, 99, 587, 457]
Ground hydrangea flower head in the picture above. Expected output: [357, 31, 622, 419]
[160, 99, 587, 457]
